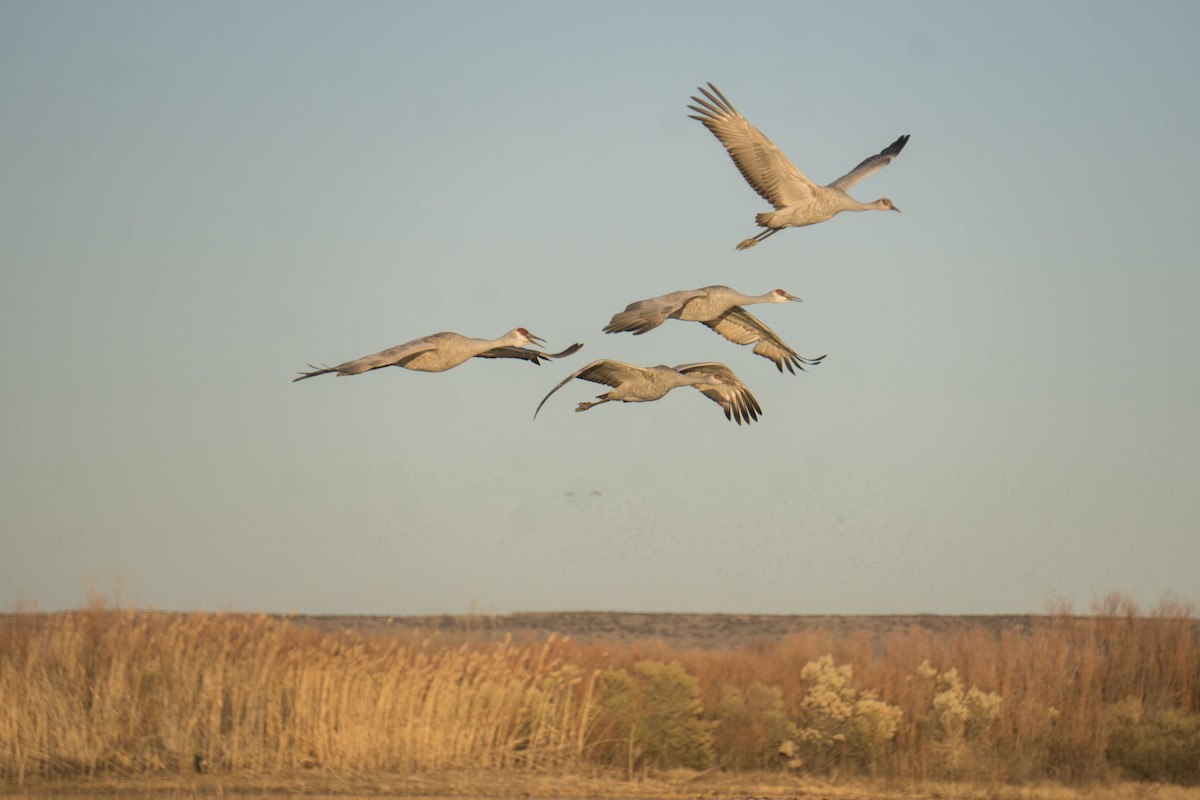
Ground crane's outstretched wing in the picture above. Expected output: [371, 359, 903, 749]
[688, 83, 817, 210]
[293, 337, 439, 381]
[827, 134, 910, 191]
[674, 362, 762, 425]
[534, 359, 646, 418]
[476, 342, 584, 363]
[705, 307, 825, 374]
[603, 289, 708, 335]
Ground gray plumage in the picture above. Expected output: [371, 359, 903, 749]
[689, 82, 909, 250]
[535, 359, 761, 425]
[603, 284, 824, 374]
[294, 328, 582, 382]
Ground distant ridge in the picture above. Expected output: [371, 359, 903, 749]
[286, 611, 1044, 648]
[10, 610, 1196, 649]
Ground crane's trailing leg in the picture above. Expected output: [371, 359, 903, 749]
[293, 364, 337, 382]
[736, 228, 779, 251]
[576, 398, 609, 413]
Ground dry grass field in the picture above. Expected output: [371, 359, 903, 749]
[2, 594, 1197, 797]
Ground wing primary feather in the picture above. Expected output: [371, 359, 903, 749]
[702, 82, 737, 112]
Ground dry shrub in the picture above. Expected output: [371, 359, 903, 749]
[712, 681, 795, 771]
[1107, 698, 1200, 784]
[589, 660, 714, 776]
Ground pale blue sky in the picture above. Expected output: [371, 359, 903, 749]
[3, 1, 1198, 616]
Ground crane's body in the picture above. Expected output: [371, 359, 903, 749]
[603, 284, 824, 374]
[294, 328, 582, 381]
[688, 83, 908, 250]
[535, 359, 761, 425]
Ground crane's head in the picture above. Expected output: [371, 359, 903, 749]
[513, 327, 546, 347]
[875, 198, 901, 213]
[771, 289, 803, 303]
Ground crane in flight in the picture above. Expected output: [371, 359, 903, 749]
[603, 285, 824, 374]
[294, 328, 582, 381]
[689, 82, 909, 250]
[535, 359, 761, 425]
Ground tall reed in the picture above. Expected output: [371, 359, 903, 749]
[0, 608, 596, 782]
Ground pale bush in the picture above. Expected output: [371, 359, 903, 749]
[910, 660, 1002, 777]
[793, 655, 901, 773]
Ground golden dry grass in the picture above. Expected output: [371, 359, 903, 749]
[0, 607, 596, 784]
[2, 592, 1197, 794]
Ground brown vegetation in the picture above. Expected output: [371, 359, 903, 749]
[2, 593, 1198, 794]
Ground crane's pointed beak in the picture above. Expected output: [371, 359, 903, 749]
[892, 205, 902, 213]
[785, 293, 803, 303]
[528, 332, 547, 347]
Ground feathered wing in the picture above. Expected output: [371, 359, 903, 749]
[688, 83, 816, 210]
[674, 362, 762, 425]
[705, 307, 824, 374]
[534, 359, 646, 418]
[293, 338, 438, 381]
[826, 134, 910, 191]
[603, 289, 707, 335]
[476, 342, 584, 364]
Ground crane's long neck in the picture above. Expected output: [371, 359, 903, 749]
[742, 290, 795, 307]
[844, 196, 889, 212]
[484, 330, 526, 351]
[822, 191, 877, 214]
[714, 290, 771, 309]
[443, 333, 518, 364]
[749, 292, 781, 305]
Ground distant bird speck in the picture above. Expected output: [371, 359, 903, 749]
[535, 359, 761, 425]
[689, 82, 909, 250]
[293, 329, 582, 381]
[603, 285, 824, 374]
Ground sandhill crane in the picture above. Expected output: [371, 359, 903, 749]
[293, 328, 582, 382]
[603, 285, 825, 374]
[688, 82, 909, 250]
[534, 359, 761, 425]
